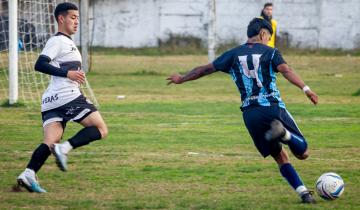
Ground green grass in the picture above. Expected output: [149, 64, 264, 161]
[0, 53, 360, 209]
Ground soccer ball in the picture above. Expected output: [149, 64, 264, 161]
[316, 172, 344, 200]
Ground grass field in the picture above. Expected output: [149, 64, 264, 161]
[1, 53, 360, 209]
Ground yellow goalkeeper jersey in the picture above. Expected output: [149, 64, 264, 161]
[268, 19, 277, 48]
[259, 17, 277, 48]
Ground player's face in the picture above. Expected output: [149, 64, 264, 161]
[263, 6, 273, 17]
[63, 10, 79, 35]
[259, 29, 271, 45]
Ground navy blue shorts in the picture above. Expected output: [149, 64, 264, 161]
[242, 105, 305, 157]
[41, 95, 97, 128]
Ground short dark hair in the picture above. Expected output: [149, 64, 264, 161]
[54, 2, 78, 22]
[247, 18, 273, 38]
[263, 2, 273, 8]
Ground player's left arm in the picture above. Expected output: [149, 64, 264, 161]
[167, 63, 216, 85]
[277, 63, 318, 105]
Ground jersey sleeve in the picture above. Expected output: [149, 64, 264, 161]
[34, 55, 68, 77]
[212, 49, 235, 74]
[40, 37, 61, 60]
[271, 48, 286, 72]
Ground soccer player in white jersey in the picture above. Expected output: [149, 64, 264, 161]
[17, 2, 108, 193]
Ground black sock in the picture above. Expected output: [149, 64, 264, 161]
[26, 143, 51, 173]
[68, 126, 102, 149]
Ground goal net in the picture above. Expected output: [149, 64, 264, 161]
[0, 0, 98, 107]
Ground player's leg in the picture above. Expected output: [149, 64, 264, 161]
[265, 109, 308, 160]
[50, 95, 106, 171]
[17, 122, 64, 193]
[70, 111, 107, 148]
[53, 111, 108, 171]
[273, 148, 306, 194]
[33, 122, 64, 170]
[243, 106, 315, 203]
[272, 148, 315, 203]
[77, 110, 108, 140]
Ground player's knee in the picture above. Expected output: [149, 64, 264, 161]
[296, 150, 309, 160]
[98, 125, 108, 139]
[43, 138, 60, 146]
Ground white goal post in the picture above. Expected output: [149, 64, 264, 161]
[208, 0, 216, 62]
[8, 0, 17, 105]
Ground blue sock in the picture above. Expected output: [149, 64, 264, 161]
[285, 133, 308, 157]
[279, 163, 304, 191]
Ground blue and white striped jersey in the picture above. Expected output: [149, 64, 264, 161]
[213, 43, 286, 111]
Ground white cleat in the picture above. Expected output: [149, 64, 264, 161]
[17, 169, 47, 193]
[53, 144, 68, 172]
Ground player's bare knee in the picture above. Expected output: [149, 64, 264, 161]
[43, 139, 60, 147]
[98, 125, 108, 139]
[297, 150, 309, 160]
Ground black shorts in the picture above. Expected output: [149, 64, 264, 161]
[242, 105, 305, 158]
[41, 95, 97, 128]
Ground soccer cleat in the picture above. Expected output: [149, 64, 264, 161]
[300, 191, 316, 204]
[17, 169, 47, 193]
[265, 119, 287, 141]
[53, 143, 68, 172]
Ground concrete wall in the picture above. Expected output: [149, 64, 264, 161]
[74, 0, 360, 49]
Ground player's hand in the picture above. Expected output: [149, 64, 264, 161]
[167, 73, 183, 85]
[305, 90, 318, 105]
[67, 70, 85, 84]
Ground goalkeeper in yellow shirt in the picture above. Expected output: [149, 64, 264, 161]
[260, 2, 277, 48]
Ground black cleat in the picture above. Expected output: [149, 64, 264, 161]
[301, 191, 316, 204]
[265, 119, 287, 142]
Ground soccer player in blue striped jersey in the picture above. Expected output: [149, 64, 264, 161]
[167, 18, 318, 204]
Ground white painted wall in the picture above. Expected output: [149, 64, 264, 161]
[73, 0, 360, 49]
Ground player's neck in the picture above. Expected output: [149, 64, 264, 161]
[56, 31, 72, 40]
[58, 30, 71, 36]
[247, 38, 262, 44]
[57, 25, 72, 38]
[247, 36, 267, 45]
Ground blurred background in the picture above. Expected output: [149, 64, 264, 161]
[59, 0, 360, 50]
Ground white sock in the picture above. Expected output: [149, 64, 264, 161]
[282, 129, 292, 141]
[25, 168, 35, 175]
[296, 185, 308, 196]
[60, 141, 73, 154]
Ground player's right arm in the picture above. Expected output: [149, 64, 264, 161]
[167, 48, 234, 85]
[35, 58, 85, 84]
[167, 63, 216, 85]
[35, 56, 85, 84]
[34, 37, 85, 84]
